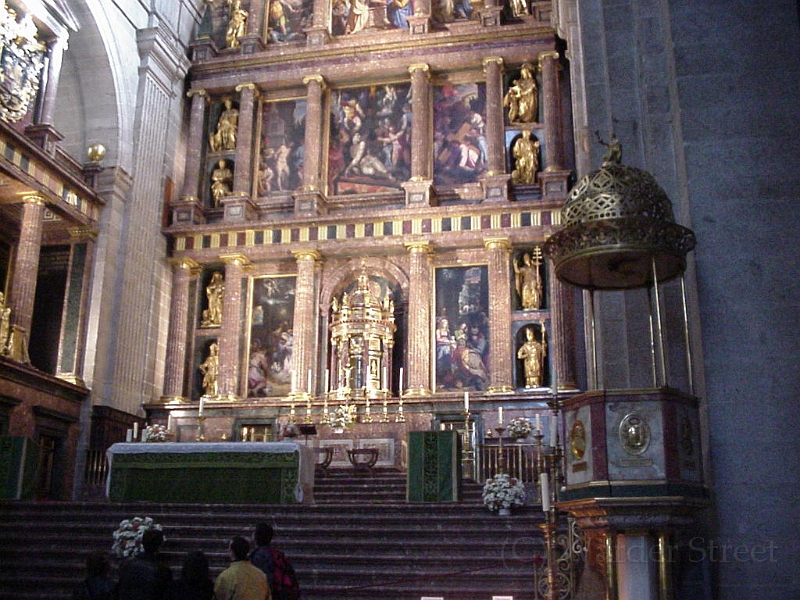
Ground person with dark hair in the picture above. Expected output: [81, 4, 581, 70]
[116, 529, 173, 600]
[250, 523, 300, 600]
[167, 550, 213, 600]
[214, 536, 270, 600]
[73, 550, 115, 600]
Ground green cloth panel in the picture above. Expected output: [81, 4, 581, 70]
[0, 436, 39, 499]
[407, 430, 462, 502]
[108, 451, 299, 504]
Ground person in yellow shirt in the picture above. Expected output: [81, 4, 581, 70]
[214, 536, 271, 600]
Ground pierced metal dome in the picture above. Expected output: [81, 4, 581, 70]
[544, 138, 696, 290]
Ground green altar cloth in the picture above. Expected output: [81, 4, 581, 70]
[106, 442, 314, 504]
[407, 430, 462, 502]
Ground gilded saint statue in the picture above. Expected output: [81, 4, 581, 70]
[503, 62, 538, 123]
[511, 130, 540, 185]
[0, 292, 11, 354]
[517, 323, 546, 388]
[210, 159, 233, 207]
[514, 249, 543, 310]
[201, 272, 225, 328]
[225, 0, 248, 49]
[509, 0, 529, 18]
[210, 98, 239, 152]
[199, 341, 220, 397]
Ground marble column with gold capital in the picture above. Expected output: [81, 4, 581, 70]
[482, 57, 511, 202]
[539, 51, 564, 172]
[233, 84, 258, 195]
[403, 64, 434, 206]
[295, 76, 328, 215]
[217, 253, 251, 400]
[162, 258, 200, 402]
[292, 250, 323, 396]
[8, 195, 46, 340]
[404, 242, 433, 396]
[485, 237, 514, 393]
[180, 89, 208, 202]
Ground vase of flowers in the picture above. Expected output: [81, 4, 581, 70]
[142, 424, 171, 442]
[329, 404, 353, 433]
[482, 473, 526, 514]
[111, 517, 164, 558]
[507, 417, 533, 442]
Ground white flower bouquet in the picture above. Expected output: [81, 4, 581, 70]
[111, 517, 163, 558]
[482, 473, 526, 512]
[142, 424, 171, 442]
[507, 417, 533, 440]
[329, 404, 354, 429]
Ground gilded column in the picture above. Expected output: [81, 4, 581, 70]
[295, 76, 328, 216]
[482, 57, 511, 202]
[162, 258, 200, 402]
[218, 253, 251, 400]
[403, 64, 433, 206]
[549, 266, 579, 390]
[404, 242, 433, 396]
[8, 195, 46, 341]
[539, 51, 564, 171]
[292, 250, 322, 396]
[233, 83, 257, 195]
[485, 238, 514, 393]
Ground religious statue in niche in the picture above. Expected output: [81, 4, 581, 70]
[504, 62, 538, 123]
[328, 85, 410, 194]
[266, 0, 311, 42]
[209, 98, 239, 152]
[511, 130, 540, 184]
[434, 266, 490, 391]
[198, 340, 220, 396]
[258, 100, 306, 195]
[508, 0, 529, 18]
[432, 0, 473, 23]
[225, 0, 248, 48]
[201, 271, 225, 328]
[433, 83, 488, 186]
[517, 322, 546, 388]
[247, 276, 296, 397]
[210, 159, 233, 206]
[513, 247, 543, 310]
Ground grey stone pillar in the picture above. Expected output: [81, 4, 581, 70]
[162, 258, 200, 402]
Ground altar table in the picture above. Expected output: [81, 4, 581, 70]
[106, 442, 314, 504]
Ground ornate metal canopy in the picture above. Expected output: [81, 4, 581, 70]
[544, 137, 696, 290]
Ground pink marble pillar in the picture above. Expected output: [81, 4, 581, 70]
[162, 258, 200, 401]
[483, 57, 506, 175]
[301, 75, 326, 191]
[233, 83, 257, 195]
[539, 51, 564, 172]
[180, 89, 208, 201]
[404, 242, 433, 396]
[485, 238, 514, 393]
[36, 36, 67, 126]
[8, 196, 46, 338]
[292, 250, 322, 395]
[408, 64, 431, 181]
[217, 253, 250, 400]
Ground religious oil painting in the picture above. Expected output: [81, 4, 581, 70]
[433, 83, 488, 186]
[431, 0, 474, 23]
[257, 99, 307, 197]
[331, 0, 413, 35]
[248, 276, 296, 397]
[434, 266, 490, 392]
[328, 84, 412, 196]
[266, 0, 312, 42]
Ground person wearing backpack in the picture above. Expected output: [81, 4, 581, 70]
[249, 523, 300, 600]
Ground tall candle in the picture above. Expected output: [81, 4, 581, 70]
[398, 367, 403, 394]
[198, 397, 205, 416]
[132, 422, 138, 440]
[307, 369, 312, 392]
[498, 406, 503, 425]
[464, 391, 469, 411]
[126, 429, 132, 443]
[325, 369, 330, 393]
[535, 413, 541, 432]
[550, 414, 558, 447]
[540, 472, 550, 512]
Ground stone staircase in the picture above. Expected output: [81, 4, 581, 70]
[0, 470, 568, 600]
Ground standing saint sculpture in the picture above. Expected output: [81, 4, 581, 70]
[201, 272, 225, 327]
[210, 159, 233, 207]
[517, 324, 546, 388]
[225, 0, 248, 48]
[210, 98, 239, 152]
[514, 249, 543, 310]
[199, 341, 220, 397]
[511, 130, 540, 184]
[503, 62, 538, 123]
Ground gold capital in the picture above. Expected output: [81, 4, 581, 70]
[404, 241, 433, 254]
[482, 56, 504, 72]
[21, 194, 46, 206]
[538, 51, 560, 69]
[169, 257, 200, 271]
[408, 63, 430, 76]
[220, 253, 251, 267]
[187, 88, 207, 98]
[484, 237, 511, 251]
[303, 74, 327, 89]
[235, 82, 258, 93]
[292, 249, 322, 262]
[68, 226, 98, 241]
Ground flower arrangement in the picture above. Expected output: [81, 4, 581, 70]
[111, 517, 164, 558]
[482, 473, 526, 512]
[329, 404, 354, 430]
[142, 424, 171, 442]
[507, 417, 533, 440]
